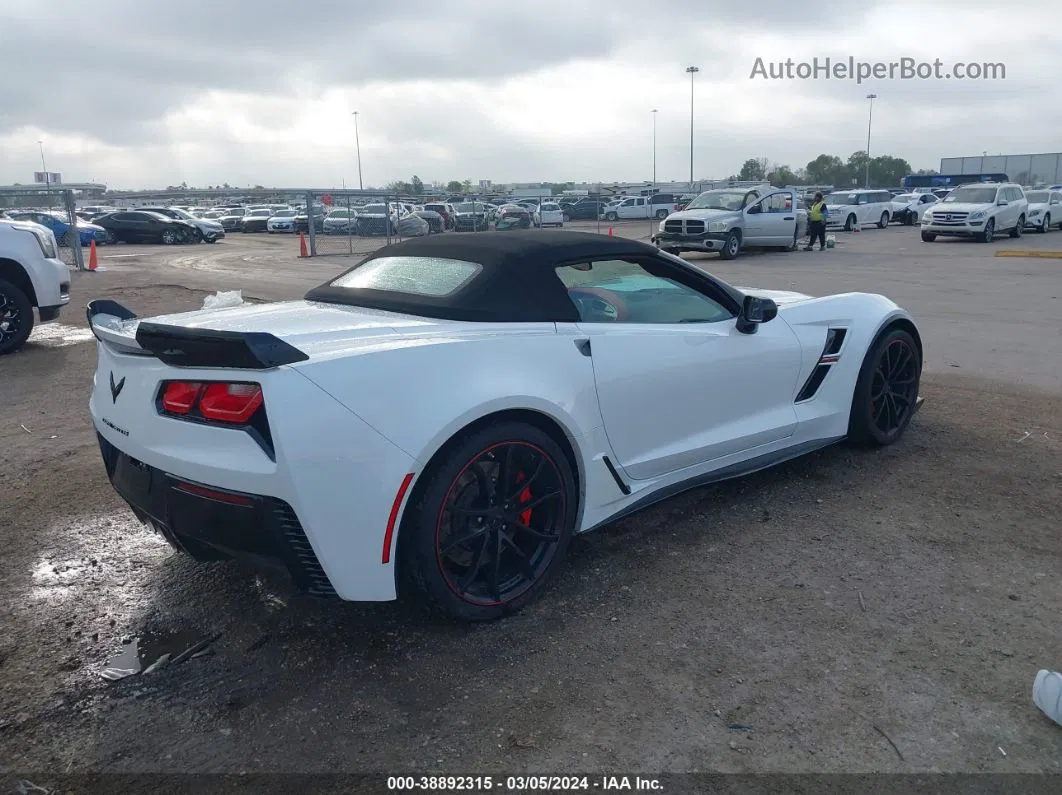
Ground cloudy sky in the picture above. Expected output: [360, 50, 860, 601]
[1, 0, 1059, 190]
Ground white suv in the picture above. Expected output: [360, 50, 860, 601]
[921, 182, 1028, 243]
[0, 217, 70, 355]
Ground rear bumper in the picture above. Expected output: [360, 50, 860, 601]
[97, 432, 339, 597]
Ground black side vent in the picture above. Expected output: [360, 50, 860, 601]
[795, 364, 831, 402]
[823, 328, 847, 356]
[268, 500, 339, 598]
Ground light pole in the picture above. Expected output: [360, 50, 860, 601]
[865, 93, 877, 188]
[38, 140, 51, 207]
[651, 109, 658, 186]
[352, 111, 363, 190]
[685, 67, 699, 189]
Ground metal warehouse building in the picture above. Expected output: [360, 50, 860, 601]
[939, 153, 1062, 186]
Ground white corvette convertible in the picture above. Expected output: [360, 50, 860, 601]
[87, 231, 924, 621]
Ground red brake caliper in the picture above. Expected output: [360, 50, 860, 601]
[514, 471, 532, 525]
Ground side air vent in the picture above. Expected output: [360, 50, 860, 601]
[796, 364, 831, 402]
[821, 328, 847, 360]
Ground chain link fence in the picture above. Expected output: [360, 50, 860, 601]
[0, 187, 88, 269]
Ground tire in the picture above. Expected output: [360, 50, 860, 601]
[161, 228, 179, 244]
[848, 327, 922, 447]
[205, 236, 217, 244]
[562, 214, 570, 222]
[58, 231, 71, 247]
[718, 230, 741, 260]
[197, 228, 206, 242]
[655, 209, 668, 219]
[844, 214, 856, 232]
[0, 278, 34, 356]
[605, 211, 618, 222]
[786, 228, 798, 251]
[920, 231, 936, 242]
[1009, 216, 1024, 238]
[400, 420, 578, 621]
[878, 211, 889, 229]
[1041, 213, 1051, 232]
[980, 218, 995, 243]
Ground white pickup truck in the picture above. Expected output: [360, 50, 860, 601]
[652, 186, 807, 259]
[0, 216, 71, 355]
[600, 193, 682, 221]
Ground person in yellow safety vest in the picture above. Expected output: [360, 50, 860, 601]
[804, 192, 829, 251]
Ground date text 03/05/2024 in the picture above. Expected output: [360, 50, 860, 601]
[386, 775, 664, 791]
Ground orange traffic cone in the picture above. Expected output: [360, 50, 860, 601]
[298, 232, 309, 257]
[87, 240, 98, 271]
[608, 226, 614, 236]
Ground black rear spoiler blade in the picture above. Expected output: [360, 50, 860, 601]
[86, 299, 308, 369]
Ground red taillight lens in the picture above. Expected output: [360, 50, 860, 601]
[198, 383, 263, 424]
[161, 381, 203, 414]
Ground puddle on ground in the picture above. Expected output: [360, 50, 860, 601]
[28, 323, 94, 347]
[100, 629, 220, 681]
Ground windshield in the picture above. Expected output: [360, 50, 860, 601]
[224, 209, 245, 216]
[455, 202, 484, 212]
[944, 187, 998, 204]
[684, 190, 748, 211]
[892, 194, 917, 202]
[826, 193, 858, 206]
[1025, 191, 1048, 203]
[248, 209, 271, 217]
[272, 209, 296, 217]
[542, 203, 560, 210]
[360, 204, 387, 214]
[328, 210, 352, 218]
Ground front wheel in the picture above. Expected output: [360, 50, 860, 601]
[878, 211, 889, 229]
[980, 218, 995, 242]
[1041, 213, 1051, 232]
[161, 228, 179, 244]
[400, 421, 578, 621]
[920, 231, 936, 242]
[0, 278, 34, 356]
[605, 212, 618, 222]
[844, 214, 856, 232]
[848, 327, 922, 447]
[1010, 216, 1024, 238]
[719, 230, 741, 260]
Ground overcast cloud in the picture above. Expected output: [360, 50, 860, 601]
[1, 0, 1059, 189]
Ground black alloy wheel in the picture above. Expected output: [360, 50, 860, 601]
[0, 279, 34, 355]
[849, 328, 921, 446]
[402, 422, 576, 620]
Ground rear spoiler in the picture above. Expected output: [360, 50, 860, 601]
[86, 299, 309, 369]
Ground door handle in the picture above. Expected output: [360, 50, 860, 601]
[783, 216, 795, 220]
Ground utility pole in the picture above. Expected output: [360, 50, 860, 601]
[686, 67, 699, 189]
[352, 112, 364, 190]
[865, 93, 877, 188]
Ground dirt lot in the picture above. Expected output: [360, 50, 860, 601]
[2, 224, 1061, 786]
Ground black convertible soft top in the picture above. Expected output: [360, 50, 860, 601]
[304, 231, 664, 323]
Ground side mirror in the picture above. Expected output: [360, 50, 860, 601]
[997, 200, 1008, 206]
[737, 295, 778, 334]
[746, 204, 761, 214]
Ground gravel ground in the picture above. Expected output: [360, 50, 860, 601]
[2, 226, 1061, 786]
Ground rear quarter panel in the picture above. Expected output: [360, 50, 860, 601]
[292, 329, 601, 473]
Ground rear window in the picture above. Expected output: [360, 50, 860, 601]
[329, 256, 481, 297]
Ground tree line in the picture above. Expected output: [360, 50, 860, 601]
[733, 152, 938, 189]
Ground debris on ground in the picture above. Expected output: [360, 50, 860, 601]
[100, 629, 220, 681]
[202, 290, 244, 309]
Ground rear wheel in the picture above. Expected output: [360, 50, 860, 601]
[848, 328, 921, 447]
[401, 421, 577, 621]
[605, 211, 618, 222]
[0, 278, 34, 356]
[161, 228, 179, 244]
[655, 209, 668, 219]
[878, 211, 889, 229]
[1010, 215, 1024, 237]
[844, 214, 856, 232]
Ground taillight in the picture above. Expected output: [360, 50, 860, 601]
[159, 380, 262, 424]
[161, 381, 203, 414]
[198, 383, 263, 423]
